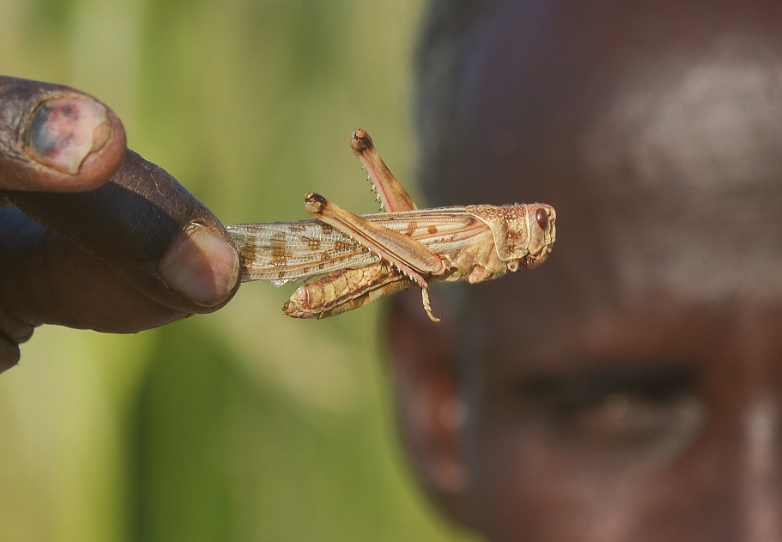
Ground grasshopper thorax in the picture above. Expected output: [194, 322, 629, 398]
[466, 203, 556, 269]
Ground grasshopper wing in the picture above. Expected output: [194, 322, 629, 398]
[226, 220, 380, 285]
[228, 207, 489, 285]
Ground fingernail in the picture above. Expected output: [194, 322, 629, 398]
[158, 227, 240, 307]
[0, 339, 20, 374]
[24, 98, 111, 174]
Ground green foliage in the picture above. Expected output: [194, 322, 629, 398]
[0, 0, 477, 540]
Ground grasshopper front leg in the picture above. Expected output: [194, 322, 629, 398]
[304, 192, 445, 322]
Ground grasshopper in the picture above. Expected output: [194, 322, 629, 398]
[226, 129, 556, 322]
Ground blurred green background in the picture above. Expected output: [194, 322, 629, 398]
[0, 1, 477, 540]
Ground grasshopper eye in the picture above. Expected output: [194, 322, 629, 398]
[535, 208, 548, 230]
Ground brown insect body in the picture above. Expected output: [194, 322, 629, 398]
[226, 130, 556, 321]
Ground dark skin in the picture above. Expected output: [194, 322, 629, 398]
[391, 1, 782, 540]
[0, 76, 240, 372]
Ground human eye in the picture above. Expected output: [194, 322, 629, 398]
[518, 364, 705, 449]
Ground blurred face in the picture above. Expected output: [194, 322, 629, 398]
[393, 1, 782, 541]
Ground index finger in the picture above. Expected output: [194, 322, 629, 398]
[0, 76, 126, 193]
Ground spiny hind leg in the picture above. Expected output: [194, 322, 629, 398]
[304, 193, 444, 284]
[350, 129, 417, 213]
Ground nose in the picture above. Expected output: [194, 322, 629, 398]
[735, 394, 782, 541]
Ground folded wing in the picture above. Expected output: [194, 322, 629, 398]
[227, 206, 487, 284]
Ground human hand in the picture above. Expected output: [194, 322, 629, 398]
[0, 76, 240, 373]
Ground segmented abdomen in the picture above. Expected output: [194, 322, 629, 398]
[282, 262, 412, 319]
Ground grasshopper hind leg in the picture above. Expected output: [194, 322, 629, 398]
[350, 129, 417, 213]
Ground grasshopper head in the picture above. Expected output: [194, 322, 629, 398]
[467, 203, 556, 269]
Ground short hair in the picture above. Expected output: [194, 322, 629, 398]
[414, 0, 499, 204]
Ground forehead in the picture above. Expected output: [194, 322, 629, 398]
[438, 1, 782, 310]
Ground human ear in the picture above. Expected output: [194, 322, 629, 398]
[386, 291, 470, 525]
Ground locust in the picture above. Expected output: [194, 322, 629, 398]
[225, 129, 556, 322]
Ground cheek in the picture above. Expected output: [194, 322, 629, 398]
[467, 417, 630, 540]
